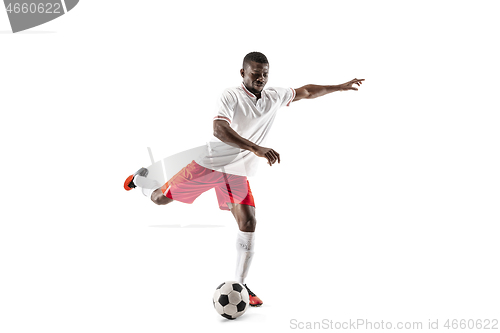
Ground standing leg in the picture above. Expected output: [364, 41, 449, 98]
[231, 204, 256, 283]
[230, 204, 263, 306]
[230, 203, 257, 232]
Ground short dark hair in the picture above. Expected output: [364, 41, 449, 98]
[242, 52, 269, 68]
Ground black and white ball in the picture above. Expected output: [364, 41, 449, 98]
[213, 281, 249, 320]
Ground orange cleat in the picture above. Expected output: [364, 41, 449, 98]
[123, 167, 149, 191]
[244, 284, 263, 307]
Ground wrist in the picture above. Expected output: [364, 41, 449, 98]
[249, 145, 260, 154]
[329, 84, 341, 92]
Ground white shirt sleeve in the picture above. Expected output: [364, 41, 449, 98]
[271, 87, 296, 107]
[213, 89, 237, 124]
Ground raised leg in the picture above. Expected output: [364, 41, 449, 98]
[150, 188, 174, 205]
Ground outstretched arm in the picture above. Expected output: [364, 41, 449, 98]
[213, 120, 280, 166]
[293, 78, 364, 102]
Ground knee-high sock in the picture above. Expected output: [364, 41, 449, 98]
[133, 175, 161, 199]
[235, 230, 255, 284]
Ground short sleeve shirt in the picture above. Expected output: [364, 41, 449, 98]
[195, 84, 295, 177]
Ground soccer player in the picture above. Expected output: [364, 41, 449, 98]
[124, 52, 364, 307]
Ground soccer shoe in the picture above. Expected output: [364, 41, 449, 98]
[244, 284, 263, 307]
[123, 167, 149, 191]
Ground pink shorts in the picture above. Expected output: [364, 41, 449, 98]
[160, 160, 255, 211]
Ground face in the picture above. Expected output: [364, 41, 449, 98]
[240, 61, 269, 95]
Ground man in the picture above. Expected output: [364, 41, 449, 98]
[124, 52, 364, 307]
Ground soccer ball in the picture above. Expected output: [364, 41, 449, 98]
[213, 281, 249, 320]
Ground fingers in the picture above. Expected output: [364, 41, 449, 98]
[265, 149, 280, 166]
[352, 78, 365, 85]
[348, 78, 364, 91]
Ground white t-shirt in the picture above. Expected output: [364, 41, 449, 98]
[195, 83, 296, 177]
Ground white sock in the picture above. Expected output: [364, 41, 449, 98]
[133, 175, 161, 199]
[235, 230, 255, 285]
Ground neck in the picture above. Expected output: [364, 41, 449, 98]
[243, 83, 262, 99]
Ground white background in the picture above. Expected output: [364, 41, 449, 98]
[1, 1, 499, 332]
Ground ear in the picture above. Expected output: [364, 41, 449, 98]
[240, 68, 245, 78]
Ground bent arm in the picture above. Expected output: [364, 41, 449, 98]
[213, 120, 280, 166]
[213, 120, 259, 153]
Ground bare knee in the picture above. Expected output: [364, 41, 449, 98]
[151, 188, 173, 205]
[237, 215, 257, 232]
[230, 204, 257, 232]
